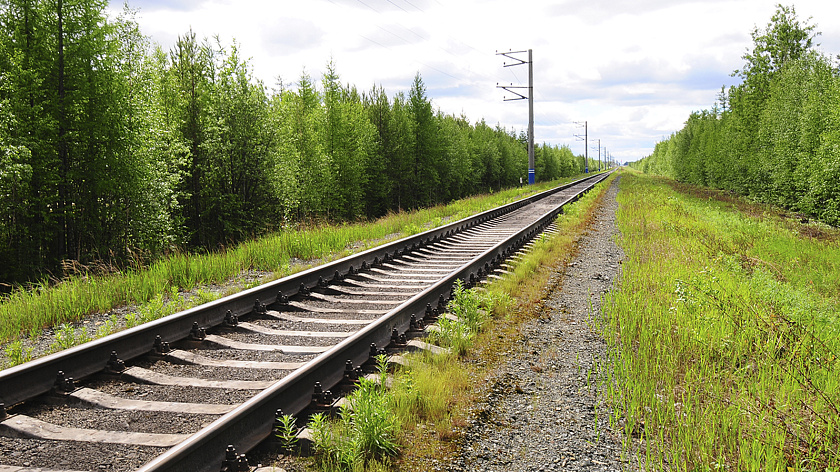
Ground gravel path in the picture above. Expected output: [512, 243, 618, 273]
[446, 176, 637, 472]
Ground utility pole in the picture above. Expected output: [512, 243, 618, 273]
[497, 49, 534, 184]
[574, 121, 588, 173]
[591, 139, 601, 173]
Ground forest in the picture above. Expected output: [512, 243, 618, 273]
[0, 0, 592, 286]
[632, 5, 840, 227]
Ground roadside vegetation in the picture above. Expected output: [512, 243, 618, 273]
[287, 174, 616, 471]
[600, 171, 839, 470]
[0, 1, 604, 289]
[0, 174, 599, 366]
[633, 5, 840, 227]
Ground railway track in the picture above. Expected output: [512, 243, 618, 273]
[0, 172, 612, 472]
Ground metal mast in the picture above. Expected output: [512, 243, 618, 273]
[574, 121, 588, 173]
[591, 138, 601, 173]
[527, 49, 534, 184]
[497, 49, 535, 184]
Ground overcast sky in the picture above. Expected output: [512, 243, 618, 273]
[106, 0, 840, 164]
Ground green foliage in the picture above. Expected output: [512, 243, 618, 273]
[49, 323, 91, 353]
[4, 339, 33, 367]
[307, 365, 399, 471]
[632, 5, 840, 227]
[0, 175, 576, 345]
[0, 0, 595, 366]
[447, 279, 485, 331]
[427, 280, 494, 355]
[274, 413, 299, 452]
[734, 4, 818, 83]
[601, 173, 840, 470]
[1, 0, 549, 289]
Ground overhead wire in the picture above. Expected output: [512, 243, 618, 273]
[324, 0, 573, 144]
[346, 0, 489, 84]
[354, 0, 379, 13]
[402, 0, 424, 12]
[385, 0, 410, 13]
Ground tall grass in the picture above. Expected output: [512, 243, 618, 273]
[306, 286, 498, 471]
[390, 173, 617, 471]
[426, 280, 501, 356]
[308, 356, 400, 471]
[287, 174, 616, 472]
[0, 177, 581, 348]
[600, 172, 840, 471]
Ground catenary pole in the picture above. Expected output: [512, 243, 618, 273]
[527, 49, 534, 184]
[496, 49, 535, 184]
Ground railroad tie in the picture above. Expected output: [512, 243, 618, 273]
[0, 414, 188, 447]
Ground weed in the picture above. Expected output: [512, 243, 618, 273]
[96, 314, 120, 338]
[4, 340, 33, 367]
[301, 174, 613, 471]
[275, 413, 299, 453]
[308, 360, 399, 471]
[447, 280, 486, 331]
[124, 312, 140, 329]
[426, 280, 496, 355]
[50, 323, 82, 352]
[429, 315, 475, 356]
[0, 175, 587, 357]
[599, 172, 840, 471]
[403, 224, 422, 236]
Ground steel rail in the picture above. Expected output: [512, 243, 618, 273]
[0, 173, 606, 408]
[136, 170, 613, 472]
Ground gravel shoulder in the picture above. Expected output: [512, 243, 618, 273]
[446, 176, 636, 472]
[0, 176, 634, 472]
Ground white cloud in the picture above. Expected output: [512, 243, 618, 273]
[109, 0, 840, 163]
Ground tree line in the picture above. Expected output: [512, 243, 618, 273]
[631, 4, 840, 227]
[0, 0, 588, 286]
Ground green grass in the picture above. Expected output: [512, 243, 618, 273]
[274, 173, 616, 472]
[391, 172, 617, 471]
[307, 356, 400, 472]
[0, 176, 588, 360]
[425, 280, 504, 356]
[599, 171, 840, 471]
[305, 286, 500, 472]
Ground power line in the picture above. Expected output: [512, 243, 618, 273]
[385, 0, 410, 12]
[359, 34, 390, 50]
[403, 0, 423, 12]
[357, 33, 461, 81]
[355, 0, 379, 13]
[574, 121, 589, 173]
[326, 0, 561, 137]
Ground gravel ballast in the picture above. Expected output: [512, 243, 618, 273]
[445, 176, 636, 472]
[259, 176, 637, 472]
[0, 176, 633, 472]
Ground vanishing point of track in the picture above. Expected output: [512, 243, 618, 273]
[0, 172, 612, 472]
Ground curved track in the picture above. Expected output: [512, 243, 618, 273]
[0, 172, 612, 472]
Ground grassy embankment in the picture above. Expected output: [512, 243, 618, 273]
[601, 171, 839, 470]
[1, 174, 603, 366]
[288, 173, 617, 471]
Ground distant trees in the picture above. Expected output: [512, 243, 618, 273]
[0, 0, 587, 286]
[633, 4, 840, 226]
